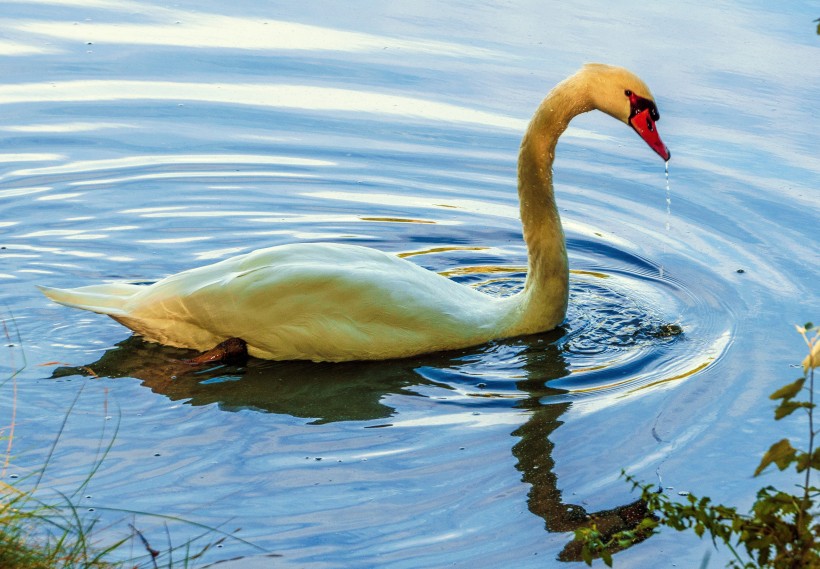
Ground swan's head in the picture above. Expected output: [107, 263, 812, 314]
[583, 63, 671, 162]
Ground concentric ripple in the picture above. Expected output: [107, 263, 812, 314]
[408, 236, 734, 413]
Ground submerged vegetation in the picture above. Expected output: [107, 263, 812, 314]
[577, 324, 820, 568]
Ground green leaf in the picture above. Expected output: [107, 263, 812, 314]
[755, 439, 797, 476]
[812, 447, 820, 470]
[638, 517, 658, 531]
[581, 544, 593, 566]
[770, 378, 805, 401]
[797, 453, 811, 473]
[774, 400, 809, 420]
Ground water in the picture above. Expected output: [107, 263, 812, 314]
[1, 1, 818, 567]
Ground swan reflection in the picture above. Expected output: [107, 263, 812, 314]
[52, 330, 652, 561]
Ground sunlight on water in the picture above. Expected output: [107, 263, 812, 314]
[5, 154, 334, 178]
[13, 5, 499, 57]
[0, 80, 529, 130]
[0, 38, 58, 56]
[1, 122, 132, 133]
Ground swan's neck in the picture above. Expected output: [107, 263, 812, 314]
[510, 76, 594, 334]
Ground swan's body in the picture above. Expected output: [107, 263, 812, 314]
[40, 64, 669, 362]
[43, 243, 533, 361]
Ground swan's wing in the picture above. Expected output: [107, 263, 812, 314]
[120, 243, 502, 360]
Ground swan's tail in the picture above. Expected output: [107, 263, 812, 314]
[38, 283, 142, 317]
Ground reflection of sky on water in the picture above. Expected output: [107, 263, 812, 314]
[11, 0, 498, 56]
[0, 80, 531, 130]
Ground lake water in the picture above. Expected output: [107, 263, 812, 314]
[1, 1, 818, 567]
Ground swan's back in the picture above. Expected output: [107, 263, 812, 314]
[43, 243, 509, 361]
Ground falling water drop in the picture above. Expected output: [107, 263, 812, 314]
[659, 161, 671, 279]
[665, 161, 672, 231]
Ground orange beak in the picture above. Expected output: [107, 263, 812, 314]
[630, 108, 670, 161]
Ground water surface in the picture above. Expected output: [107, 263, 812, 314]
[1, 1, 818, 567]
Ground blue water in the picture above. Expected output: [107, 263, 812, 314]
[1, 1, 818, 567]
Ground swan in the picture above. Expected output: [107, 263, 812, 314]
[40, 63, 670, 362]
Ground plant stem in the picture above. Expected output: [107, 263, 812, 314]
[802, 351, 814, 529]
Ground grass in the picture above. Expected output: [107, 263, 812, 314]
[1, 314, 121, 568]
[0, 490, 124, 568]
[1, 316, 254, 568]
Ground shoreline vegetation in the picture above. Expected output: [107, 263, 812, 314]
[2, 317, 121, 568]
[577, 324, 820, 568]
[1, 319, 249, 569]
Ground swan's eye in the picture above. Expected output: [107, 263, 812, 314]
[627, 91, 661, 122]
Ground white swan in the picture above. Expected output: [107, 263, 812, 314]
[40, 63, 670, 362]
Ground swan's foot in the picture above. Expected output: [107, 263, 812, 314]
[184, 338, 248, 365]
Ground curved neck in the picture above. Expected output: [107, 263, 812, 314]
[509, 74, 594, 334]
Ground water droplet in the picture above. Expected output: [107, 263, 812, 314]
[665, 162, 672, 223]
[659, 161, 672, 279]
